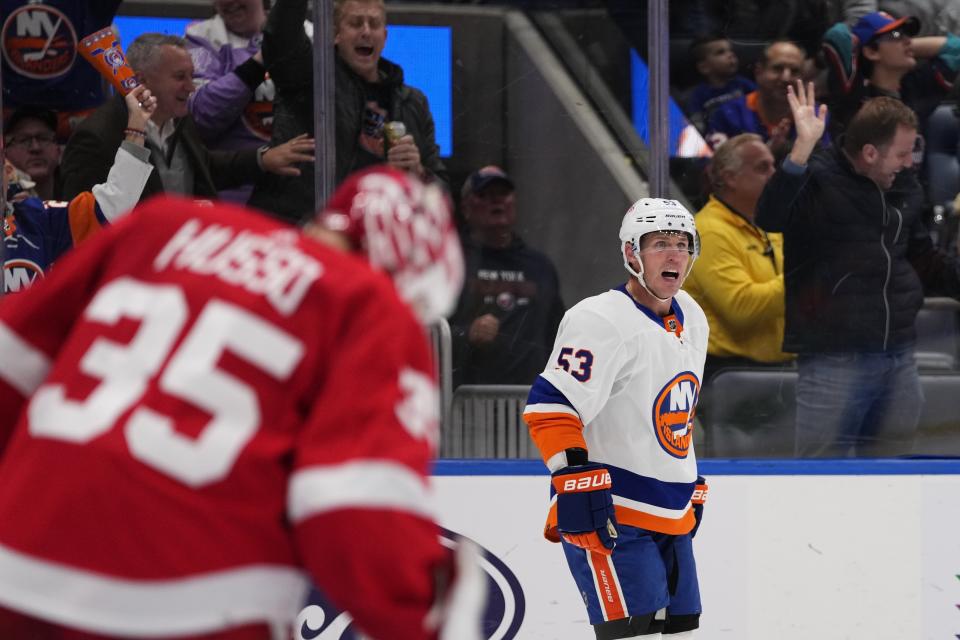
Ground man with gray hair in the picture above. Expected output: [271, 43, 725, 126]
[59, 33, 314, 204]
[685, 133, 792, 384]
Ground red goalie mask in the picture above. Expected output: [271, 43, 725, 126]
[315, 167, 464, 324]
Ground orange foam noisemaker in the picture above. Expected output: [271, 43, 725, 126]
[78, 27, 139, 95]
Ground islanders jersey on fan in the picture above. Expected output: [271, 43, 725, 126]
[0, 197, 444, 640]
[3, 193, 104, 293]
[524, 284, 708, 538]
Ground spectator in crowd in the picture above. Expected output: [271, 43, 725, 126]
[248, 0, 447, 224]
[3, 107, 61, 200]
[186, 0, 276, 203]
[822, 11, 960, 226]
[4, 86, 156, 294]
[685, 34, 757, 134]
[822, 10, 960, 141]
[684, 133, 793, 385]
[708, 40, 810, 158]
[1, 0, 122, 137]
[449, 166, 564, 388]
[58, 33, 313, 204]
[756, 82, 960, 457]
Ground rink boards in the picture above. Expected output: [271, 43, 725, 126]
[432, 459, 960, 640]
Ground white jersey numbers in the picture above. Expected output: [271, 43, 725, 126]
[27, 277, 305, 487]
[28, 278, 187, 444]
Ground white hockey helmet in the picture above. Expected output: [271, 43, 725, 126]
[618, 198, 700, 297]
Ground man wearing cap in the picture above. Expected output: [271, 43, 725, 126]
[823, 10, 960, 141]
[3, 107, 61, 201]
[448, 166, 565, 388]
[706, 40, 814, 159]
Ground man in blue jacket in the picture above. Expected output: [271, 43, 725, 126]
[756, 81, 960, 457]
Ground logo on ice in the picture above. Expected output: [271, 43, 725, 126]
[295, 528, 525, 639]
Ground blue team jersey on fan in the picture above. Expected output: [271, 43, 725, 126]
[3, 195, 105, 293]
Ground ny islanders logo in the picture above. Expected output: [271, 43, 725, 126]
[2, 4, 77, 79]
[295, 528, 525, 639]
[4, 258, 44, 293]
[651, 372, 699, 458]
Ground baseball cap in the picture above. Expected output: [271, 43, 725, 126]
[461, 165, 514, 199]
[4, 105, 58, 138]
[851, 11, 920, 46]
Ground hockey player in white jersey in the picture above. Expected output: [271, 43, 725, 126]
[524, 198, 709, 639]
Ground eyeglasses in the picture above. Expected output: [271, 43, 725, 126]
[5, 133, 57, 148]
[873, 29, 907, 44]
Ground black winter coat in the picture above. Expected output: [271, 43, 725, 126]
[756, 143, 960, 353]
[248, 0, 447, 223]
[58, 94, 261, 202]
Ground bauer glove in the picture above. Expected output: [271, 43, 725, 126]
[552, 463, 618, 555]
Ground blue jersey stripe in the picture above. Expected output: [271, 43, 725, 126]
[607, 463, 695, 510]
[527, 375, 575, 409]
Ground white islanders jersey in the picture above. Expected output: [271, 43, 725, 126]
[524, 284, 708, 537]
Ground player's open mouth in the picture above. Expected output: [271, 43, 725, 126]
[355, 46, 374, 57]
[661, 270, 679, 280]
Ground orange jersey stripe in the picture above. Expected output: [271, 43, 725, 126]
[543, 502, 695, 540]
[614, 505, 696, 536]
[588, 550, 626, 621]
[524, 411, 585, 464]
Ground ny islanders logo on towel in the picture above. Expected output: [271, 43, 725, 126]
[651, 371, 699, 458]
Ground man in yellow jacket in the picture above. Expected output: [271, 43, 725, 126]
[685, 133, 794, 382]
